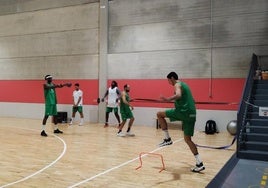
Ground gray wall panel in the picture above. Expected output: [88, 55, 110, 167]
[0, 29, 99, 58]
[0, 55, 98, 80]
[108, 49, 210, 79]
[0, 2, 99, 80]
[109, 0, 210, 26]
[0, 0, 99, 15]
[213, 12, 268, 47]
[0, 0, 268, 81]
[0, 3, 99, 37]
[213, 0, 268, 17]
[212, 46, 268, 78]
[108, 50, 268, 80]
[108, 0, 268, 79]
[109, 18, 211, 53]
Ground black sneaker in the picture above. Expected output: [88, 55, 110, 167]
[191, 162, 205, 172]
[158, 138, 173, 147]
[41, 130, 47, 137]
[54, 129, 63, 134]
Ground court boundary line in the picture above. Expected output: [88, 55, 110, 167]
[68, 137, 186, 188]
[0, 127, 67, 188]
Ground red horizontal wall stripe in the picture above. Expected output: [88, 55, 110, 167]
[0, 78, 244, 110]
[110, 78, 244, 110]
[0, 80, 99, 105]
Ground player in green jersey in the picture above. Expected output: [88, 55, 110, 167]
[157, 72, 205, 172]
[41, 75, 71, 137]
[117, 84, 135, 137]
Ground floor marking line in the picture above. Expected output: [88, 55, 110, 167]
[68, 137, 185, 188]
[0, 127, 67, 188]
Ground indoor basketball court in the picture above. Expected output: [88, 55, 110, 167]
[0, 117, 236, 188]
[0, 0, 267, 187]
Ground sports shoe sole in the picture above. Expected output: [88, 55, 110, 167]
[191, 166, 205, 173]
[54, 130, 63, 134]
[41, 133, 47, 137]
[126, 133, 135, 137]
[117, 133, 126, 137]
[158, 141, 173, 147]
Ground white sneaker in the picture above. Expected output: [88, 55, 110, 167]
[126, 131, 135, 137]
[158, 138, 173, 147]
[79, 122, 83, 126]
[69, 121, 73, 125]
[117, 132, 126, 137]
[191, 162, 205, 172]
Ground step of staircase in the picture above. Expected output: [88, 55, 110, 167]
[245, 133, 268, 142]
[253, 94, 268, 100]
[253, 88, 268, 95]
[249, 106, 268, 113]
[247, 112, 268, 119]
[254, 80, 268, 84]
[243, 141, 268, 152]
[254, 84, 268, 89]
[252, 100, 268, 106]
[246, 119, 268, 126]
[237, 150, 268, 161]
[246, 125, 268, 134]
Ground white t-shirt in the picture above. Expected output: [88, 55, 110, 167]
[73, 89, 83, 106]
[107, 87, 119, 108]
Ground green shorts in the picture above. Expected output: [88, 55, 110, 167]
[72, 106, 83, 113]
[45, 104, 57, 116]
[106, 107, 118, 113]
[165, 109, 196, 136]
[120, 108, 133, 121]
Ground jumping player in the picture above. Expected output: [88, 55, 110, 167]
[101, 80, 121, 127]
[157, 72, 205, 172]
[41, 75, 71, 137]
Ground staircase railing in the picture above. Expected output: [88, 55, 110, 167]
[236, 54, 259, 154]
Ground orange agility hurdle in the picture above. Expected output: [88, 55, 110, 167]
[135, 152, 165, 173]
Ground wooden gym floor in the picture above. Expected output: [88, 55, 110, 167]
[0, 117, 236, 188]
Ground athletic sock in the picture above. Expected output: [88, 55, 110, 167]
[42, 125, 46, 131]
[163, 130, 170, 139]
[69, 118, 73, 125]
[194, 154, 202, 165]
[54, 124, 59, 130]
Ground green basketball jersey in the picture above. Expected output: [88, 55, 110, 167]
[175, 81, 196, 114]
[120, 92, 130, 110]
[44, 83, 57, 105]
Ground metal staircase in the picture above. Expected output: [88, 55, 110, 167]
[237, 54, 268, 161]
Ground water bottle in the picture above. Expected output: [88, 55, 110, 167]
[246, 122, 250, 133]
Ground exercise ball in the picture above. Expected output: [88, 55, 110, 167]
[227, 120, 237, 135]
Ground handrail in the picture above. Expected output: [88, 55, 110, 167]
[236, 54, 259, 153]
